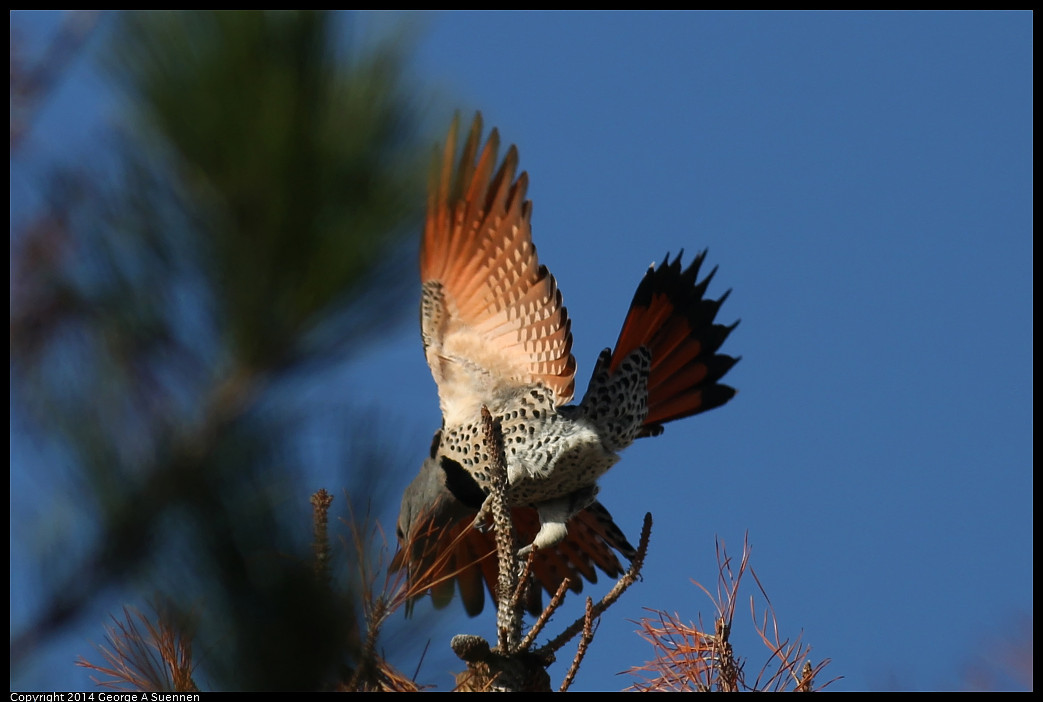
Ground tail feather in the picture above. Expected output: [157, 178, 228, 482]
[393, 457, 634, 617]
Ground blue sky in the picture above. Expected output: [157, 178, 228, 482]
[11, 11, 1032, 691]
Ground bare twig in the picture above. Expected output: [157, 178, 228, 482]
[715, 615, 738, 691]
[446, 408, 575, 692]
[520, 577, 571, 652]
[559, 597, 597, 692]
[310, 489, 334, 586]
[480, 405, 521, 653]
[796, 661, 815, 692]
[539, 512, 652, 658]
[508, 548, 538, 615]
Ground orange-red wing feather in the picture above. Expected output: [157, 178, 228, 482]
[420, 114, 576, 425]
[609, 251, 739, 433]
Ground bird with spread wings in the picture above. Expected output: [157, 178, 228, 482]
[393, 114, 738, 616]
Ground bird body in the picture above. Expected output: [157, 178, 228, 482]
[394, 114, 738, 615]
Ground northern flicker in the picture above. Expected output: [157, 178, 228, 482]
[393, 114, 738, 615]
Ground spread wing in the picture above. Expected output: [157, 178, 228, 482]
[420, 113, 576, 425]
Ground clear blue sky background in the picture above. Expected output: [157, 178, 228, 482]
[11, 11, 1032, 691]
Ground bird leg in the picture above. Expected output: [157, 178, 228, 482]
[470, 493, 494, 532]
[518, 486, 599, 556]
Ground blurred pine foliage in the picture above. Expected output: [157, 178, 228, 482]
[11, 10, 430, 690]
